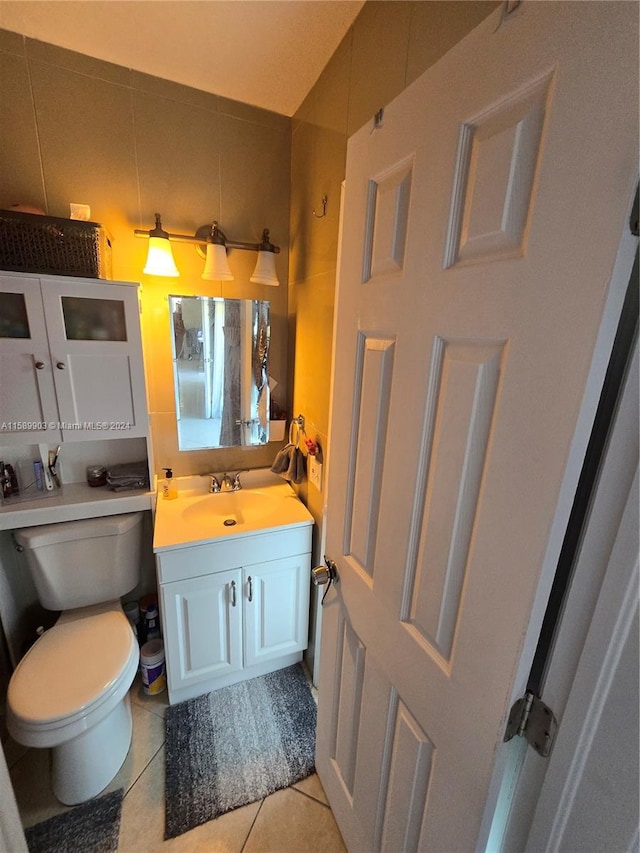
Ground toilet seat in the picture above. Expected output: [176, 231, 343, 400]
[8, 610, 138, 733]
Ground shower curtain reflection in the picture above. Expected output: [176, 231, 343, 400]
[220, 299, 241, 446]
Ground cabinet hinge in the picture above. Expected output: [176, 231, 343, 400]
[504, 691, 558, 757]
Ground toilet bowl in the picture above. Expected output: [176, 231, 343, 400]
[8, 603, 139, 803]
[7, 512, 143, 804]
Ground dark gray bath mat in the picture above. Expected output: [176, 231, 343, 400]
[164, 664, 316, 839]
[25, 788, 123, 853]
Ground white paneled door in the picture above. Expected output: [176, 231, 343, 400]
[315, 4, 638, 851]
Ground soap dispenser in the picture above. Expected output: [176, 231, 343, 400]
[162, 467, 177, 500]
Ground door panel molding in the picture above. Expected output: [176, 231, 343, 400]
[329, 610, 366, 800]
[363, 155, 414, 282]
[346, 333, 395, 580]
[402, 338, 506, 666]
[444, 70, 554, 268]
[376, 692, 435, 852]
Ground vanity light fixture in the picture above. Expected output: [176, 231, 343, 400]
[200, 222, 234, 281]
[250, 230, 280, 286]
[134, 215, 280, 285]
[142, 214, 179, 277]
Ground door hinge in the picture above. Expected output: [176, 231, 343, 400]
[504, 691, 558, 757]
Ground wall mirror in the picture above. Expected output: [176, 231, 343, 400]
[169, 296, 270, 450]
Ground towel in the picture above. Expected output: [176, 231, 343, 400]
[287, 446, 305, 484]
[271, 443, 293, 474]
[106, 460, 149, 491]
[270, 444, 305, 484]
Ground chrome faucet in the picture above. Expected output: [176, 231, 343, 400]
[220, 473, 234, 492]
[204, 471, 246, 493]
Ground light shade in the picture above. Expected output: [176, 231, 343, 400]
[202, 242, 234, 281]
[143, 235, 179, 277]
[250, 250, 279, 286]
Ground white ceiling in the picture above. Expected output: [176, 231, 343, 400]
[0, 0, 366, 116]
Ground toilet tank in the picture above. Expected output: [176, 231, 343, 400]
[15, 512, 144, 610]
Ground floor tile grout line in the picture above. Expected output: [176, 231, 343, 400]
[289, 784, 333, 810]
[5, 741, 31, 775]
[121, 738, 165, 801]
[240, 797, 266, 852]
[131, 693, 169, 721]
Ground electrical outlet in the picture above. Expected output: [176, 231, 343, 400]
[308, 456, 323, 491]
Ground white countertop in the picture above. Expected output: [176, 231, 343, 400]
[153, 469, 313, 552]
[0, 482, 154, 530]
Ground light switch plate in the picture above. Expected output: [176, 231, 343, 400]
[309, 456, 323, 491]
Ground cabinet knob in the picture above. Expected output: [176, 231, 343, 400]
[35, 361, 45, 370]
[56, 362, 66, 370]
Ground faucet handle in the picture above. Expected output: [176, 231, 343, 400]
[232, 469, 248, 490]
[206, 474, 221, 493]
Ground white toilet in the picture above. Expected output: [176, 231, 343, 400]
[7, 511, 144, 805]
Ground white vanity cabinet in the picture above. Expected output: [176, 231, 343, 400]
[157, 523, 312, 705]
[0, 272, 148, 444]
[161, 568, 244, 689]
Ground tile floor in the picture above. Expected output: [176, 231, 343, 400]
[3, 674, 347, 852]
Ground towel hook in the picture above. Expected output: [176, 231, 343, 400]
[313, 195, 327, 219]
[289, 413, 306, 446]
[370, 108, 384, 134]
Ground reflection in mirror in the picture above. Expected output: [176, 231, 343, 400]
[170, 296, 270, 450]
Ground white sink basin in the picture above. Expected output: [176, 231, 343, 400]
[181, 490, 274, 524]
[153, 469, 313, 551]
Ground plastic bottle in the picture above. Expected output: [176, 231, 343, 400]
[5, 464, 19, 495]
[162, 467, 177, 500]
[145, 604, 161, 640]
[140, 639, 166, 695]
[0, 462, 12, 499]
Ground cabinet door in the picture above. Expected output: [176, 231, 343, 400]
[162, 569, 243, 692]
[40, 278, 148, 441]
[0, 275, 61, 443]
[243, 555, 310, 668]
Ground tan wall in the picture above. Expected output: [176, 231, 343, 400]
[289, 0, 498, 526]
[0, 28, 291, 477]
[0, 0, 497, 496]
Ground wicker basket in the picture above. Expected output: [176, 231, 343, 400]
[0, 209, 112, 279]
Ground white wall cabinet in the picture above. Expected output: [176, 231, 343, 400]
[157, 525, 312, 705]
[0, 272, 148, 444]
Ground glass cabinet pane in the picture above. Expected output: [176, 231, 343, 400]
[0, 292, 30, 338]
[61, 296, 127, 341]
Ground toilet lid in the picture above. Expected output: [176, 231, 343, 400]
[9, 611, 137, 725]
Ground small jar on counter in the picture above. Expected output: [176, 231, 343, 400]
[86, 465, 107, 487]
